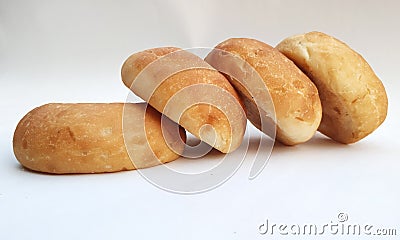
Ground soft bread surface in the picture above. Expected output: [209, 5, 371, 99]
[205, 38, 322, 145]
[13, 103, 186, 174]
[121, 47, 246, 153]
[276, 32, 388, 143]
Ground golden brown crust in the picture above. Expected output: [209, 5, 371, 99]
[13, 103, 186, 174]
[276, 31, 388, 143]
[121, 48, 246, 153]
[205, 38, 322, 145]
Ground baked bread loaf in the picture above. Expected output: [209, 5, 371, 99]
[121, 47, 246, 153]
[276, 31, 388, 143]
[13, 103, 186, 174]
[205, 38, 322, 145]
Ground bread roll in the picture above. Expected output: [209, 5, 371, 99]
[276, 32, 388, 143]
[121, 47, 246, 153]
[205, 38, 322, 145]
[13, 103, 186, 174]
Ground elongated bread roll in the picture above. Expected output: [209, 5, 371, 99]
[205, 38, 322, 145]
[276, 32, 388, 143]
[121, 47, 246, 153]
[13, 103, 186, 174]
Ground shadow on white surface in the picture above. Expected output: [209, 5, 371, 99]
[273, 133, 349, 151]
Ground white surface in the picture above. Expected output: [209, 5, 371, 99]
[1, 0, 399, 239]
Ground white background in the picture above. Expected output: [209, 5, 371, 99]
[1, 0, 399, 239]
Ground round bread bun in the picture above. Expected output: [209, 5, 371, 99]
[13, 103, 186, 174]
[276, 31, 388, 143]
[121, 47, 246, 153]
[205, 38, 322, 145]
